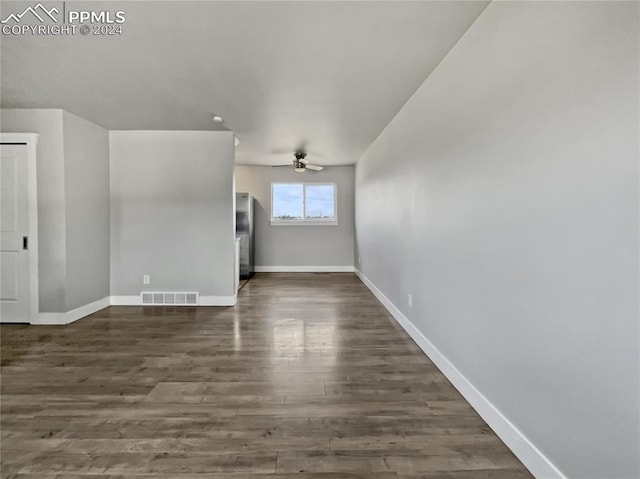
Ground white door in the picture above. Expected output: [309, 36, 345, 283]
[1, 144, 30, 322]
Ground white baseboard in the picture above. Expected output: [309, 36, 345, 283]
[255, 265, 355, 273]
[110, 295, 141, 306]
[32, 294, 237, 325]
[199, 295, 237, 306]
[110, 295, 237, 307]
[32, 297, 110, 325]
[65, 297, 111, 324]
[354, 269, 566, 479]
[32, 313, 66, 325]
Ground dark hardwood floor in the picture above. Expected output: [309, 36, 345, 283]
[0, 273, 533, 478]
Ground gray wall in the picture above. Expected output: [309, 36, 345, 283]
[110, 131, 236, 297]
[1, 109, 111, 312]
[235, 165, 355, 269]
[63, 111, 110, 310]
[2, 109, 67, 312]
[355, 2, 639, 479]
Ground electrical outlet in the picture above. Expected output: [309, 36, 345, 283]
[143, 275, 150, 285]
[357, 256, 361, 264]
[408, 294, 412, 308]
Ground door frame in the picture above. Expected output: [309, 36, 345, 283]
[1, 133, 39, 322]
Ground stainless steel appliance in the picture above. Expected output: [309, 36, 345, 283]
[236, 193, 255, 280]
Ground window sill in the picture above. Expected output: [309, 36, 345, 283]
[270, 220, 339, 226]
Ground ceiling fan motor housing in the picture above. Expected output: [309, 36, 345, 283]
[293, 152, 307, 172]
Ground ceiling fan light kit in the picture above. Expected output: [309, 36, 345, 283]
[294, 159, 306, 172]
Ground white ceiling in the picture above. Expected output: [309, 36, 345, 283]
[1, 1, 488, 165]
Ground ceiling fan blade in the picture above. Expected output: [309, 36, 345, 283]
[305, 164, 324, 171]
[272, 164, 292, 167]
[299, 158, 309, 165]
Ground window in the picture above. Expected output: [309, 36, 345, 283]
[271, 183, 337, 225]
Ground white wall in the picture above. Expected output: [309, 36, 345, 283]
[355, 2, 639, 479]
[63, 111, 110, 310]
[235, 165, 355, 270]
[109, 131, 236, 300]
[2, 109, 67, 312]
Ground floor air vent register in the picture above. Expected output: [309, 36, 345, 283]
[141, 292, 199, 306]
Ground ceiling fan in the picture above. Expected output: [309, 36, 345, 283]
[274, 152, 324, 172]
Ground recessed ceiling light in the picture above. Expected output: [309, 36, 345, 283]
[212, 115, 224, 123]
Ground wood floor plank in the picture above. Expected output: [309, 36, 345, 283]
[0, 273, 533, 477]
[276, 450, 388, 473]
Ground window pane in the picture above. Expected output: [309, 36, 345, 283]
[305, 184, 335, 219]
[273, 183, 303, 220]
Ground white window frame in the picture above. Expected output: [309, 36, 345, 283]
[271, 182, 338, 226]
